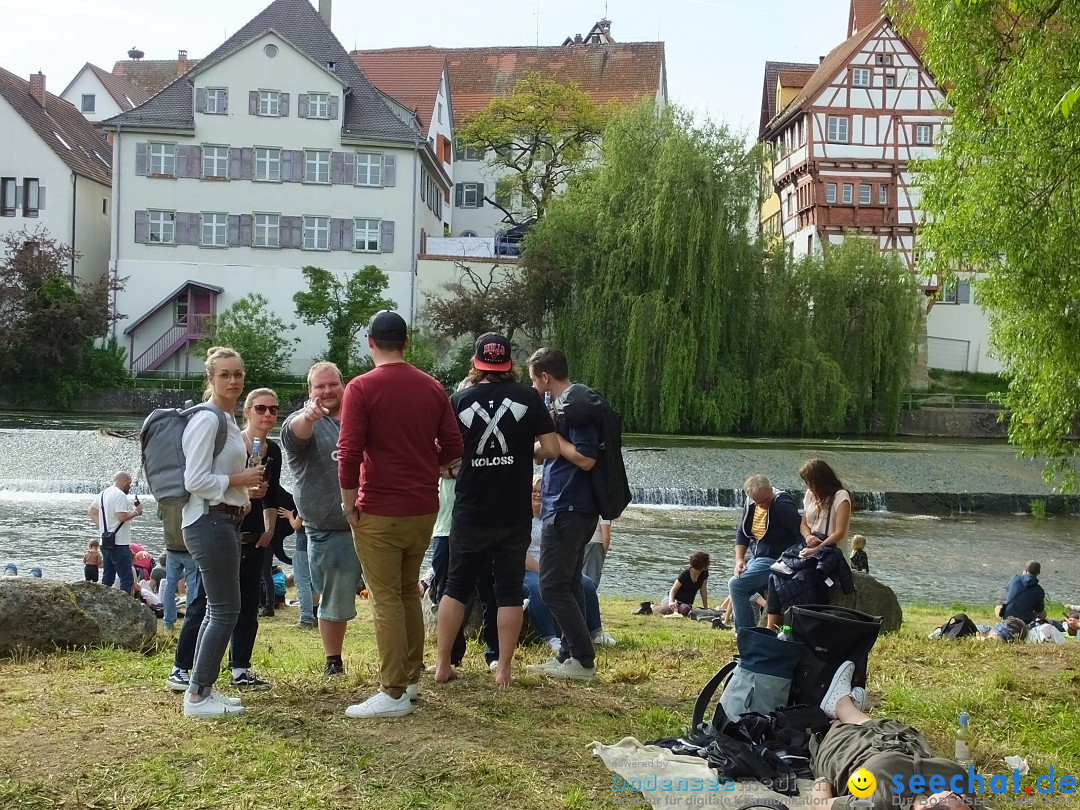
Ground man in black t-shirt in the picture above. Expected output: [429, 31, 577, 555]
[434, 332, 559, 686]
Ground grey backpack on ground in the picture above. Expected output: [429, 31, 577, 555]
[140, 402, 228, 507]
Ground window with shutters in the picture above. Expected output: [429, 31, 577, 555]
[825, 183, 837, 204]
[355, 152, 383, 186]
[149, 142, 176, 176]
[258, 90, 281, 116]
[859, 184, 872, 204]
[461, 182, 482, 208]
[253, 213, 280, 247]
[148, 210, 175, 243]
[255, 147, 281, 181]
[81, 94, 95, 113]
[303, 216, 330, 250]
[827, 116, 849, 144]
[915, 124, 932, 145]
[0, 178, 14, 216]
[202, 145, 229, 179]
[304, 150, 330, 184]
[206, 88, 227, 114]
[353, 218, 380, 252]
[201, 212, 228, 247]
[22, 179, 40, 217]
[842, 183, 853, 204]
[308, 93, 329, 119]
[852, 68, 871, 87]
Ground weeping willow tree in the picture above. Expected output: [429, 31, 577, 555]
[524, 103, 923, 435]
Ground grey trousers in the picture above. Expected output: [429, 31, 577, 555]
[539, 511, 599, 667]
[183, 511, 242, 697]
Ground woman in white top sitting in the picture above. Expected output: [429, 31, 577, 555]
[180, 346, 265, 718]
[798, 458, 852, 558]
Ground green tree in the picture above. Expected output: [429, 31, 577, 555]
[293, 265, 395, 376]
[0, 226, 124, 406]
[901, 0, 1080, 489]
[527, 103, 921, 434]
[195, 293, 297, 389]
[459, 73, 613, 226]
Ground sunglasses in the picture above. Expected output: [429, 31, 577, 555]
[252, 404, 280, 415]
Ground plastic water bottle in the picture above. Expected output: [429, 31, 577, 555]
[543, 391, 552, 409]
[248, 437, 262, 469]
[777, 625, 792, 641]
[955, 712, 973, 767]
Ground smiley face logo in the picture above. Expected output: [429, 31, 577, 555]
[848, 768, 877, 798]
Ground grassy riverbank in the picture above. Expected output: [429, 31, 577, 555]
[0, 600, 1077, 809]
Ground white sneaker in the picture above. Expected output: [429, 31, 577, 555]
[345, 690, 413, 719]
[183, 694, 244, 718]
[546, 636, 562, 654]
[592, 631, 617, 647]
[851, 686, 867, 711]
[526, 657, 565, 675]
[211, 690, 243, 706]
[488, 660, 498, 671]
[820, 660, 856, 719]
[405, 682, 419, 700]
[549, 657, 596, 682]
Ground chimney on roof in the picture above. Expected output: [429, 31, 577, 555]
[319, 0, 332, 27]
[819, 55, 825, 63]
[29, 72, 45, 108]
[128, 46, 144, 60]
[574, 33, 583, 43]
[177, 50, 188, 76]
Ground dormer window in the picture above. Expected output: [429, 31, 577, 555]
[326, 61, 336, 71]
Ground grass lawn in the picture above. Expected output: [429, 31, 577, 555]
[0, 599, 1077, 809]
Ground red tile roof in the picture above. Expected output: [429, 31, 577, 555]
[112, 58, 201, 97]
[759, 60, 819, 136]
[776, 69, 816, 88]
[352, 42, 665, 128]
[352, 47, 448, 132]
[848, 0, 885, 37]
[0, 67, 112, 185]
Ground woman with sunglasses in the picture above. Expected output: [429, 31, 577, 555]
[181, 347, 265, 717]
[229, 388, 282, 692]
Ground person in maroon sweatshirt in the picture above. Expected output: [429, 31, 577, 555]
[337, 310, 463, 719]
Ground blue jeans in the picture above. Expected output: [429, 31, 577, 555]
[293, 527, 314, 624]
[524, 570, 601, 638]
[307, 529, 362, 622]
[163, 549, 200, 628]
[101, 544, 134, 594]
[728, 554, 776, 631]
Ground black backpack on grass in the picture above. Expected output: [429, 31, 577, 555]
[937, 613, 979, 640]
[556, 383, 632, 520]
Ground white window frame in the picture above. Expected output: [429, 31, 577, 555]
[202, 145, 229, 179]
[827, 116, 849, 144]
[303, 215, 330, 250]
[81, 94, 95, 113]
[825, 183, 837, 204]
[148, 209, 175, 244]
[884, 73, 896, 88]
[308, 92, 329, 119]
[254, 147, 281, 182]
[915, 125, 932, 145]
[253, 213, 280, 248]
[879, 184, 889, 205]
[852, 68, 871, 87]
[859, 184, 872, 205]
[438, 102, 444, 123]
[206, 88, 227, 114]
[149, 142, 176, 176]
[461, 182, 482, 208]
[355, 152, 383, 186]
[258, 90, 281, 116]
[304, 150, 331, 184]
[842, 184, 853, 205]
[353, 218, 380, 252]
[786, 194, 793, 217]
[201, 212, 228, 247]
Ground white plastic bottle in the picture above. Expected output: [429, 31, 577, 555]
[777, 625, 792, 641]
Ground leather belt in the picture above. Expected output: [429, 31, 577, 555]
[210, 503, 245, 517]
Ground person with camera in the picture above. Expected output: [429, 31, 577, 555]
[88, 471, 144, 597]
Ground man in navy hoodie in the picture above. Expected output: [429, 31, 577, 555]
[728, 473, 802, 630]
[1000, 561, 1046, 624]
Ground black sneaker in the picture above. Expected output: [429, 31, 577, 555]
[230, 670, 271, 690]
[259, 606, 275, 618]
[632, 601, 653, 615]
[323, 660, 345, 677]
[711, 618, 732, 630]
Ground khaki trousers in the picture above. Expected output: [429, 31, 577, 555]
[352, 512, 436, 698]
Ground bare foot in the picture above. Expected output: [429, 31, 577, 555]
[432, 664, 459, 683]
[494, 664, 512, 687]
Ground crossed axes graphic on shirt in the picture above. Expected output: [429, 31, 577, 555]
[459, 399, 529, 454]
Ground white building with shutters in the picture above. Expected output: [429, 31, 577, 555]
[103, 0, 450, 374]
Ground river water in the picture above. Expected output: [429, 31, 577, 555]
[1, 412, 1078, 607]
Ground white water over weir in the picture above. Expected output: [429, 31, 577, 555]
[630, 486, 890, 512]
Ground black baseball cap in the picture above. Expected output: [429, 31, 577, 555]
[474, 332, 512, 372]
[368, 310, 408, 341]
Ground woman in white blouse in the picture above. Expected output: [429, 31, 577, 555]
[180, 346, 265, 718]
[798, 459, 852, 558]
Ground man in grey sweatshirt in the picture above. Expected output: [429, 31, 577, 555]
[281, 361, 362, 677]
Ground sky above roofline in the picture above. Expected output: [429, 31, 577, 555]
[5, 0, 849, 138]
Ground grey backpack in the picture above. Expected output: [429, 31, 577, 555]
[140, 402, 228, 507]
